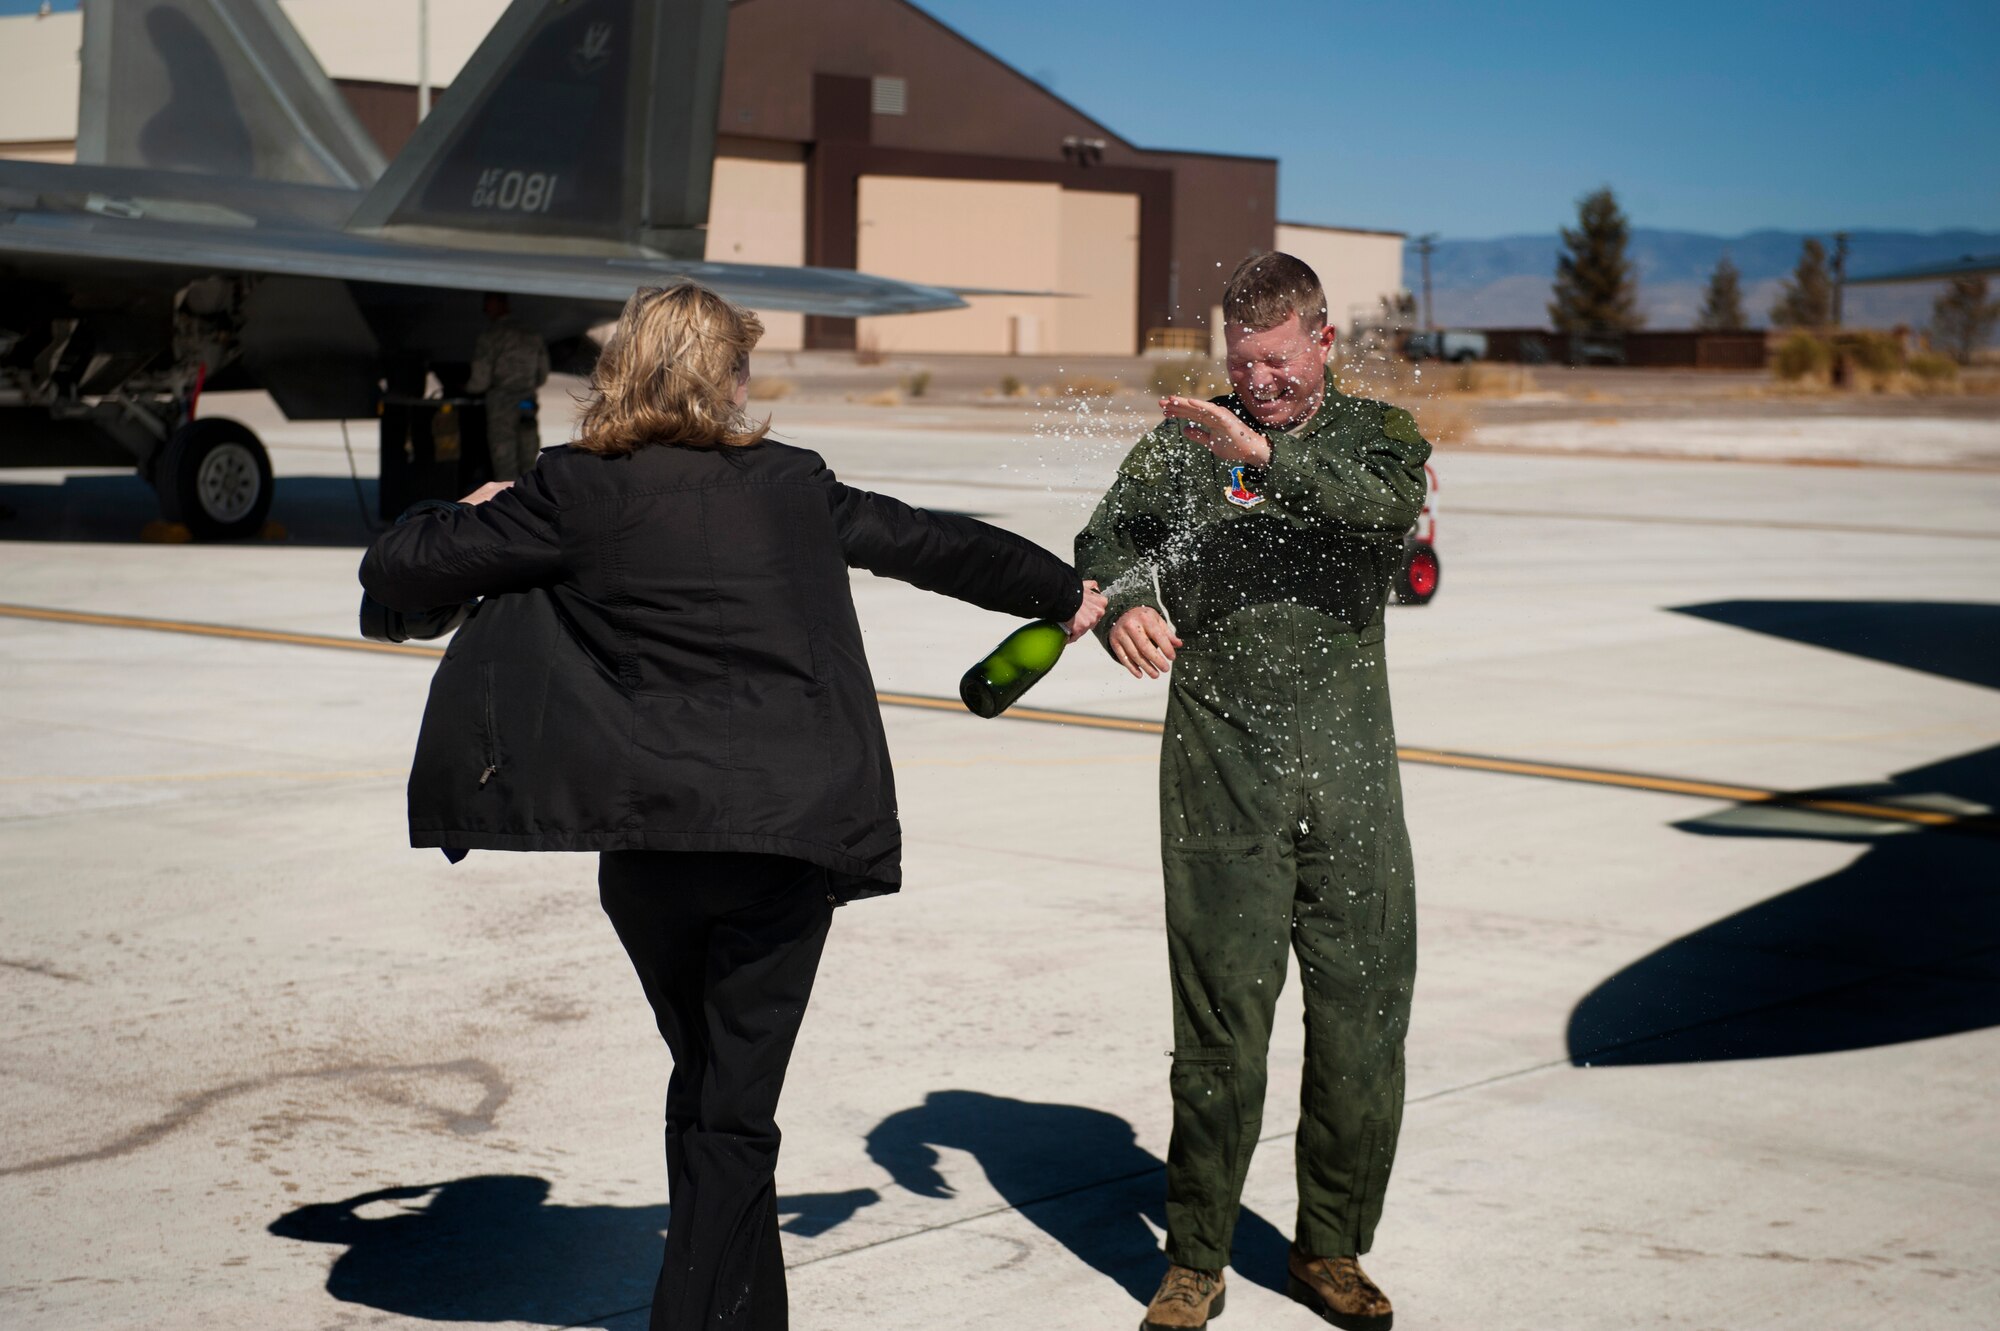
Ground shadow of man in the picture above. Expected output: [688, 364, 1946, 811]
[865, 1089, 1291, 1303]
[270, 1174, 878, 1327]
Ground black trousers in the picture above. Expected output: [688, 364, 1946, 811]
[598, 851, 834, 1331]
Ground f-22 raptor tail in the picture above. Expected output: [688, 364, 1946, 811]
[347, 0, 729, 260]
[74, 0, 387, 190]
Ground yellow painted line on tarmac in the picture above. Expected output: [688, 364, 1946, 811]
[0, 603, 444, 658]
[4, 602, 1993, 837]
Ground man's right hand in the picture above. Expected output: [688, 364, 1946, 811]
[1108, 605, 1181, 680]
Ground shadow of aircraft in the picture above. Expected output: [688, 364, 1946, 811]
[866, 1089, 1292, 1302]
[1568, 600, 2000, 1067]
[0, 473, 382, 546]
[269, 1174, 877, 1327]
[0, 473, 991, 549]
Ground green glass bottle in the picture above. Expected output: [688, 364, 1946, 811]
[959, 620, 1068, 718]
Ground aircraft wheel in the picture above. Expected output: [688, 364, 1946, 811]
[1397, 541, 1440, 605]
[158, 417, 273, 541]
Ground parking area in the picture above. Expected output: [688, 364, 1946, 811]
[3, 396, 1997, 1329]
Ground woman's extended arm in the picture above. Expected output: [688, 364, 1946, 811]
[358, 469, 563, 611]
[827, 478, 1085, 625]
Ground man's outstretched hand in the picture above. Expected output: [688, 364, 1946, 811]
[1108, 604, 1181, 679]
[1160, 395, 1271, 467]
[1062, 580, 1109, 643]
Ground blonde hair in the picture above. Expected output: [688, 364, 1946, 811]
[574, 283, 768, 454]
[1222, 251, 1327, 334]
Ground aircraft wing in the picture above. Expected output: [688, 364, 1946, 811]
[0, 208, 965, 318]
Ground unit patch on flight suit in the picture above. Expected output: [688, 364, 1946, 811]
[1223, 464, 1266, 509]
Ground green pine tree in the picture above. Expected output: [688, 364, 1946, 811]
[1548, 187, 1643, 332]
[1696, 254, 1748, 331]
[1928, 275, 2000, 364]
[1770, 238, 1833, 328]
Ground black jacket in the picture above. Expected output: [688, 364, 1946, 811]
[359, 440, 1083, 896]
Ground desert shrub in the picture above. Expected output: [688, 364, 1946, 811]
[848, 387, 901, 407]
[853, 334, 885, 367]
[999, 374, 1024, 398]
[1773, 332, 1833, 382]
[1060, 374, 1123, 398]
[1907, 352, 1959, 386]
[1834, 330, 1902, 377]
[1447, 361, 1528, 396]
[905, 370, 932, 398]
[1149, 359, 1228, 399]
[746, 377, 794, 401]
[1409, 399, 1471, 445]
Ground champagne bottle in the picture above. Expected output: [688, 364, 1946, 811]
[959, 620, 1067, 718]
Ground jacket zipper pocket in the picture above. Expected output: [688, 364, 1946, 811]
[479, 662, 500, 787]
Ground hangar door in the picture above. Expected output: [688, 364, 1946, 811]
[856, 176, 1138, 356]
[706, 147, 808, 350]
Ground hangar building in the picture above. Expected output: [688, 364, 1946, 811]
[0, 0, 1405, 355]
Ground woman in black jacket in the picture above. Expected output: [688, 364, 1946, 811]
[360, 284, 1106, 1330]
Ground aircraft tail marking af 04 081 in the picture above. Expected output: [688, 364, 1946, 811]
[0, 0, 965, 540]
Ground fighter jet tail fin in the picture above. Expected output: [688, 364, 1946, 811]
[75, 0, 387, 189]
[346, 0, 727, 259]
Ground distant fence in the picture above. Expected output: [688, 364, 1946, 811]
[1475, 328, 1767, 369]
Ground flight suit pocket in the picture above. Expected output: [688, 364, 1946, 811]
[1162, 834, 1292, 979]
[1343, 1114, 1399, 1242]
[1168, 1046, 1240, 1209]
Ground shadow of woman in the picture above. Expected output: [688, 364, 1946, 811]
[865, 1089, 1291, 1303]
[269, 1174, 878, 1327]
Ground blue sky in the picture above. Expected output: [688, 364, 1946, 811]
[916, 0, 1999, 240]
[12, 0, 1994, 240]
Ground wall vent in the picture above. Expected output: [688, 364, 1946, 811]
[871, 76, 907, 116]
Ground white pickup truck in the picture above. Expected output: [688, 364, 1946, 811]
[1402, 329, 1488, 363]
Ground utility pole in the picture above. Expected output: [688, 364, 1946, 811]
[1413, 233, 1438, 332]
[1831, 230, 1849, 326]
[417, 0, 431, 121]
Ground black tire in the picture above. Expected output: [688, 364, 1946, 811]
[1397, 541, 1440, 605]
[157, 417, 273, 540]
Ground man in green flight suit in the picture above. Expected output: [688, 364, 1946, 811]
[1076, 252, 1429, 1331]
[467, 292, 551, 482]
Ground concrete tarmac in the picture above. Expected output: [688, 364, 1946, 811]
[2, 396, 1997, 1329]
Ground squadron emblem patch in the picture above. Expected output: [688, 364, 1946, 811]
[1224, 464, 1266, 509]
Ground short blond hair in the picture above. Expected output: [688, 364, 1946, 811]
[574, 283, 768, 455]
[1222, 251, 1327, 334]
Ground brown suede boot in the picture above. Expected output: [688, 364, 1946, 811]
[1141, 1264, 1226, 1329]
[1286, 1246, 1393, 1330]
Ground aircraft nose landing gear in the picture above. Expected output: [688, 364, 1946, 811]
[155, 417, 273, 541]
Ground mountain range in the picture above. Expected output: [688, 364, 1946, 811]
[1401, 228, 2000, 334]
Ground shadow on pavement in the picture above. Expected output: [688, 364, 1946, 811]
[1569, 600, 2000, 1066]
[1675, 599, 2000, 691]
[0, 473, 990, 548]
[866, 1089, 1291, 1302]
[0, 472, 382, 546]
[268, 1174, 878, 1327]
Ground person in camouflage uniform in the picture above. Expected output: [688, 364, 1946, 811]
[1076, 253, 1429, 1331]
[468, 292, 551, 481]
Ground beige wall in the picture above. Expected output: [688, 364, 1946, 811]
[1057, 190, 1139, 356]
[1275, 223, 1406, 336]
[0, 1, 511, 158]
[279, 0, 506, 86]
[856, 176, 1062, 355]
[0, 12, 82, 153]
[705, 142, 807, 351]
[855, 176, 1138, 355]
